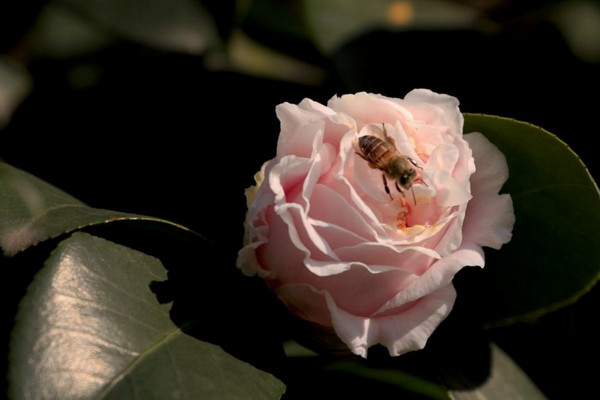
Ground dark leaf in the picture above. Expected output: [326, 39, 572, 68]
[0, 161, 195, 256]
[450, 344, 547, 400]
[464, 114, 600, 325]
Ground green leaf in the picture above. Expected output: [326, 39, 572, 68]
[450, 344, 547, 400]
[8, 232, 285, 400]
[463, 114, 600, 325]
[303, 0, 480, 54]
[319, 343, 546, 399]
[0, 161, 194, 256]
[327, 360, 451, 400]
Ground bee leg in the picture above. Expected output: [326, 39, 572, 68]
[395, 180, 406, 198]
[410, 186, 417, 205]
[382, 174, 394, 200]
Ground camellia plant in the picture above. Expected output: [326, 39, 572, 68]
[2, 89, 599, 400]
[2, 1, 600, 399]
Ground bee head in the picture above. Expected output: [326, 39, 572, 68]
[399, 168, 416, 189]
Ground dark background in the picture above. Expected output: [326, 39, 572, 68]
[2, 0, 599, 398]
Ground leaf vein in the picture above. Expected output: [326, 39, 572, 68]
[92, 327, 183, 400]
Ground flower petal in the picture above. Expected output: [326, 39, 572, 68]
[336, 246, 433, 278]
[463, 132, 514, 249]
[308, 183, 379, 243]
[275, 100, 332, 158]
[328, 92, 413, 128]
[374, 242, 484, 315]
[465, 132, 510, 196]
[403, 89, 462, 138]
[324, 284, 457, 357]
[464, 193, 514, 249]
[375, 284, 456, 356]
[275, 283, 332, 327]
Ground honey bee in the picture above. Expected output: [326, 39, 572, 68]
[354, 123, 423, 202]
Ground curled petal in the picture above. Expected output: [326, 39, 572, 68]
[465, 132, 510, 196]
[328, 92, 413, 127]
[464, 193, 514, 249]
[276, 100, 333, 158]
[463, 132, 515, 249]
[403, 89, 463, 138]
[374, 242, 484, 315]
[325, 284, 457, 357]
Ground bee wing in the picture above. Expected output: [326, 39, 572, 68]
[365, 124, 386, 139]
[352, 132, 378, 167]
[364, 123, 398, 146]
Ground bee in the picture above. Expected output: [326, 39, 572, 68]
[354, 123, 423, 203]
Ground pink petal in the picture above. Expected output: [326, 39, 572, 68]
[334, 242, 435, 275]
[373, 284, 457, 356]
[374, 242, 484, 315]
[464, 193, 514, 250]
[327, 92, 413, 127]
[268, 156, 312, 204]
[463, 132, 515, 249]
[260, 206, 420, 315]
[275, 283, 333, 327]
[308, 183, 379, 243]
[402, 89, 463, 139]
[465, 132, 510, 196]
[325, 284, 457, 357]
[275, 100, 332, 158]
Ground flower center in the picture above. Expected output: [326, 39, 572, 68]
[394, 198, 410, 229]
[370, 184, 437, 235]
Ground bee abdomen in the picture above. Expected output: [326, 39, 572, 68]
[359, 135, 393, 163]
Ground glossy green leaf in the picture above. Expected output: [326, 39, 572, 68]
[0, 161, 193, 256]
[450, 344, 547, 400]
[8, 232, 285, 400]
[303, 0, 479, 54]
[464, 114, 600, 325]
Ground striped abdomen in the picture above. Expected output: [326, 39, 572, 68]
[358, 135, 396, 170]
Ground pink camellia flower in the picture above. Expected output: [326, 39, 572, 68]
[237, 90, 515, 357]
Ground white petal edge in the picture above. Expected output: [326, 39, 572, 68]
[464, 131, 510, 196]
[463, 131, 515, 249]
[324, 283, 457, 357]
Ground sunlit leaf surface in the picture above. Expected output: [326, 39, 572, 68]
[8, 232, 285, 400]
